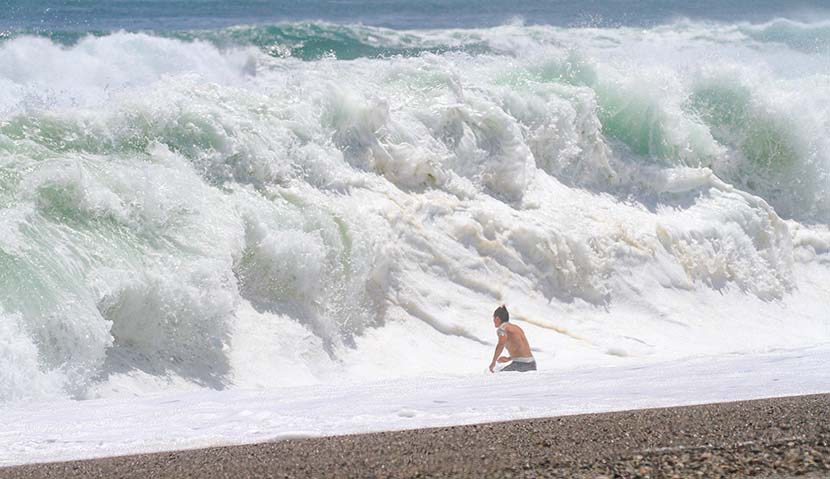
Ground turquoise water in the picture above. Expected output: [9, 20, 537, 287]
[3, 1, 830, 61]
[3, 0, 829, 32]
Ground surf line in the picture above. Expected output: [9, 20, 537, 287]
[513, 314, 595, 346]
[395, 297, 491, 346]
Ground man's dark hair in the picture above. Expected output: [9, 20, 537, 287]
[494, 305, 509, 323]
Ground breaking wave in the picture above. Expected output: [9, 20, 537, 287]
[1, 20, 829, 403]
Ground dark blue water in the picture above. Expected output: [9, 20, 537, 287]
[2, 0, 829, 33]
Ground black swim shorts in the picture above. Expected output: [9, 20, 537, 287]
[501, 360, 537, 372]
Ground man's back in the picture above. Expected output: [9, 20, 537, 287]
[500, 323, 533, 359]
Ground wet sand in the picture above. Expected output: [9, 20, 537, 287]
[2, 394, 828, 478]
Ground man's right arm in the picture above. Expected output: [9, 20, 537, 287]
[489, 335, 508, 372]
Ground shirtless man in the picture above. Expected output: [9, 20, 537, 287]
[489, 305, 536, 372]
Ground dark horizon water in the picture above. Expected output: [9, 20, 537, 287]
[2, 0, 830, 33]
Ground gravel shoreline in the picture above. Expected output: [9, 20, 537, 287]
[2, 394, 828, 478]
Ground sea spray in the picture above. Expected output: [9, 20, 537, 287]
[0, 21, 828, 402]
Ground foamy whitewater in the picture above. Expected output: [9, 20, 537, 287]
[1, 14, 830, 464]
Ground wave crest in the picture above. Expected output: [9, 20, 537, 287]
[0, 21, 828, 402]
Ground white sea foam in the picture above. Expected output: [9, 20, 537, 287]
[4, 346, 830, 466]
[0, 21, 828, 403]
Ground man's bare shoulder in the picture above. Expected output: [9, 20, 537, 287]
[505, 323, 523, 334]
